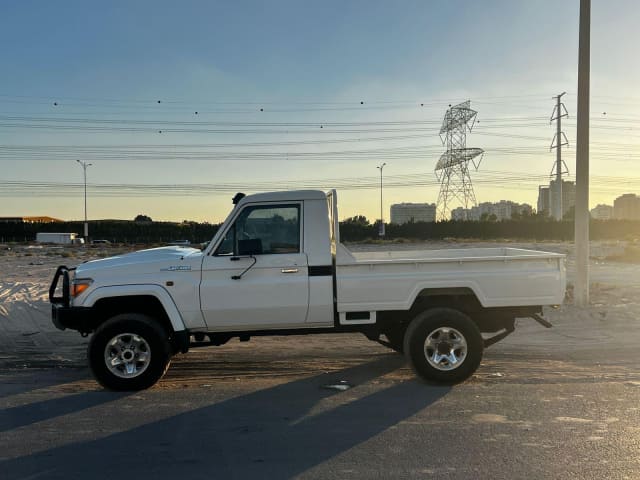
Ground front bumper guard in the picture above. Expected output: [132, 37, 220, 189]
[49, 265, 73, 307]
[49, 265, 94, 333]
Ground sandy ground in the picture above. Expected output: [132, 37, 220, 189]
[0, 240, 639, 374]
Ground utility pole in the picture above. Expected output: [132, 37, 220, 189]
[435, 101, 483, 221]
[76, 160, 92, 242]
[377, 163, 386, 237]
[550, 92, 569, 220]
[574, 0, 591, 306]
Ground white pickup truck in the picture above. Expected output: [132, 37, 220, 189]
[50, 190, 565, 390]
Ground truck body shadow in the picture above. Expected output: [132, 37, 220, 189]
[2, 355, 449, 479]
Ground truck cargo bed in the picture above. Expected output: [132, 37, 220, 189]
[336, 244, 566, 311]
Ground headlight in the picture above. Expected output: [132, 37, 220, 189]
[71, 278, 93, 297]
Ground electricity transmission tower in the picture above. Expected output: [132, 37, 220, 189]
[550, 92, 570, 219]
[435, 100, 484, 221]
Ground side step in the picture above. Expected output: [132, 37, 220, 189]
[339, 311, 377, 325]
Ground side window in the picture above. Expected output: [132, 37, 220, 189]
[215, 204, 300, 255]
[216, 228, 235, 255]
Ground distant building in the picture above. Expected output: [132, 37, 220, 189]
[537, 180, 575, 218]
[549, 180, 576, 218]
[590, 204, 614, 220]
[613, 194, 640, 220]
[451, 207, 471, 221]
[537, 185, 550, 216]
[0, 216, 63, 223]
[451, 201, 532, 221]
[390, 203, 436, 224]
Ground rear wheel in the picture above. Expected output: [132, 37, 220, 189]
[404, 308, 483, 384]
[88, 313, 171, 391]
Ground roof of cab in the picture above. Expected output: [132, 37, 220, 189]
[238, 190, 327, 204]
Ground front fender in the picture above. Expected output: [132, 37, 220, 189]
[81, 284, 187, 332]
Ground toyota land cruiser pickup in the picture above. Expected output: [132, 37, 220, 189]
[49, 189, 565, 390]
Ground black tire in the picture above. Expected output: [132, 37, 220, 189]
[88, 313, 172, 391]
[383, 327, 406, 353]
[403, 308, 483, 384]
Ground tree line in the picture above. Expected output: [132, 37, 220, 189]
[0, 219, 221, 244]
[341, 216, 640, 242]
[1, 216, 638, 244]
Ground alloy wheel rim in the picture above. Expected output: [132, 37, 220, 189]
[423, 326, 468, 371]
[104, 333, 151, 378]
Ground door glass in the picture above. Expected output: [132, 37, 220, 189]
[216, 205, 300, 255]
[216, 228, 235, 255]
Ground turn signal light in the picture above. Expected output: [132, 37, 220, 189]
[71, 279, 93, 297]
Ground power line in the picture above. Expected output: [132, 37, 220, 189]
[0, 92, 553, 106]
[2, 170, 636, 198]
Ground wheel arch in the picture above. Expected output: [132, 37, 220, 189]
[377, 287, 481, 326]
[83, 285, 186, 333]
[377, 287, 515, 335]
[413, 287, 482, 310]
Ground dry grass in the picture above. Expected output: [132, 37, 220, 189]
[605, 245, 640, 264]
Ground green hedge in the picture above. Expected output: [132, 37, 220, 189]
[1, 218, 638, 244]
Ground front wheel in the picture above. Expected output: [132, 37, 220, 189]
[403, 308, 483, 384]
[88, 313, 172, 391]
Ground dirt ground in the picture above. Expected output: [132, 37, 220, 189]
[1, 240, 639, 378]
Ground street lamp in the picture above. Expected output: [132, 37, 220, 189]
[76, 160, 92, 242]
[377, 162, 386, 237]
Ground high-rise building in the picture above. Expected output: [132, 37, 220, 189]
[590, 204, 614, 220]
[390, 203, 437, 224]
[537, 185, 550, 216]
[613, 194, 640, 220]
[549, 180, 576, 218]
[538, 180, 575, 218]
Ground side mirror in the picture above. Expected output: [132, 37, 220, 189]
[238, 238, 263, 256]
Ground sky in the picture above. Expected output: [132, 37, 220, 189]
[1, 0, 639, 223]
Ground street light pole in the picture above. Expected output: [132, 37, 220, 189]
[377, 163, 386, 237]
[76, 160, 92, 242]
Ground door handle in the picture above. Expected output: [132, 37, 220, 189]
[281, 268, 298, 274]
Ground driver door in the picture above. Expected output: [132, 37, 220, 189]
[200, 203, 309, 330]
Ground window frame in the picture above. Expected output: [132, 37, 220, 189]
[213, 202, 303, 256]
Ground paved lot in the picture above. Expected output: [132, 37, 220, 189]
[2, 323, 640, 479]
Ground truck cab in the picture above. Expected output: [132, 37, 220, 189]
[199, 190, 334, 330]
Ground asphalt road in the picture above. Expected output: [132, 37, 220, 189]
[2, 326, 640, 480]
